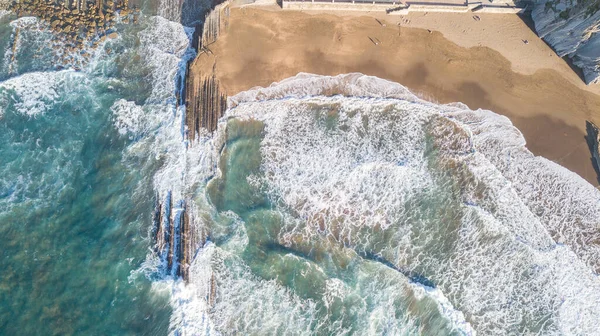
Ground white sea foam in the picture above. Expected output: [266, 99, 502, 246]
[1, 17, 54, 76]
[110, 99, 173, 138]
[138, 16, 194, 105]
[228, 98, 433, 238]
[169, 243, 324, 336]
[230, 72, 600, 273]
[0, 10, 12, 20]
[111, 99, 147, 135]
[216, 73, 600, 335]
[446, 107, 600, 272]
[415, 284, 476, 336]
[229, 72, 419, 107]
[173, 240, 476, 335]
[8, 16, 40, 28]
[145, 71, 600, 334]
[0, 70, 84, 117]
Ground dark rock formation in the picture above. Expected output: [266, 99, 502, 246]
[185, 68, 227, 140]
[183, 2, 229, 142]
[200, 3, 223, 48]
[585, 120, 600, 183]
[152, 193, 163, 252]
[532, 0, 600, 84]
[152, 194, 205, 282]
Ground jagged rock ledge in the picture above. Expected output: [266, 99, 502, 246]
[184, 1, 229, 141]
[532, 0, 600, 84]
[151, 2, 230, 282]
[185, 67, 227, 140]
[152, 193, 206, 282]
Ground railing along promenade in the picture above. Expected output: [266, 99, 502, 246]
[281, 0, 530, 14]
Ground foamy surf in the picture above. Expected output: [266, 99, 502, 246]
[0, 70, 80, 117]
[158, 73, 600, 335]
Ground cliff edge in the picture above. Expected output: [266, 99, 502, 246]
[532, 0, 600, 84]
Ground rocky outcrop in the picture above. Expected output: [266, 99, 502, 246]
[184, 2, 229, 141]
[532, 0, 600, 84]
[185, 67, 227, 140]
[152, 192, 205, 282]
[9, 0, 140, 67]
[200, 1, 228, 48]
[585, 121, 600, 183]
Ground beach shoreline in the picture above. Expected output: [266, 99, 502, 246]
[190, 5, 600, 185]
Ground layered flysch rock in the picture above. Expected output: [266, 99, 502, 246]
[532, 0, 600, 84]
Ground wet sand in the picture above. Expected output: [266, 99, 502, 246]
[191, 7, 600, 185]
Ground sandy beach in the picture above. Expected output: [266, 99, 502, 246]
[191, 6, 600, 185]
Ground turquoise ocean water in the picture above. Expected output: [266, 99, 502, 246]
[0, 6, 193, 334]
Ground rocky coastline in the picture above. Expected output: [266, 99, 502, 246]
[532, 0, 600, 84]
[150, 1, 228, 283]
[8, 0, 140, 67]
[184, 1, 228, 140]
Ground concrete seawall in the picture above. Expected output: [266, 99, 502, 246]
[282, 0, 406, 11]
[282, 0, 528, 14]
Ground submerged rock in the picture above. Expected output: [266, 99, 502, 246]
[532, 0, 600, 84]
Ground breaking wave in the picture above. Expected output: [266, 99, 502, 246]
[165, 73, 600, 335]
[0, 70, 83, 117]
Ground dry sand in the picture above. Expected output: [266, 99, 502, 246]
[191, 6, 600, 185]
